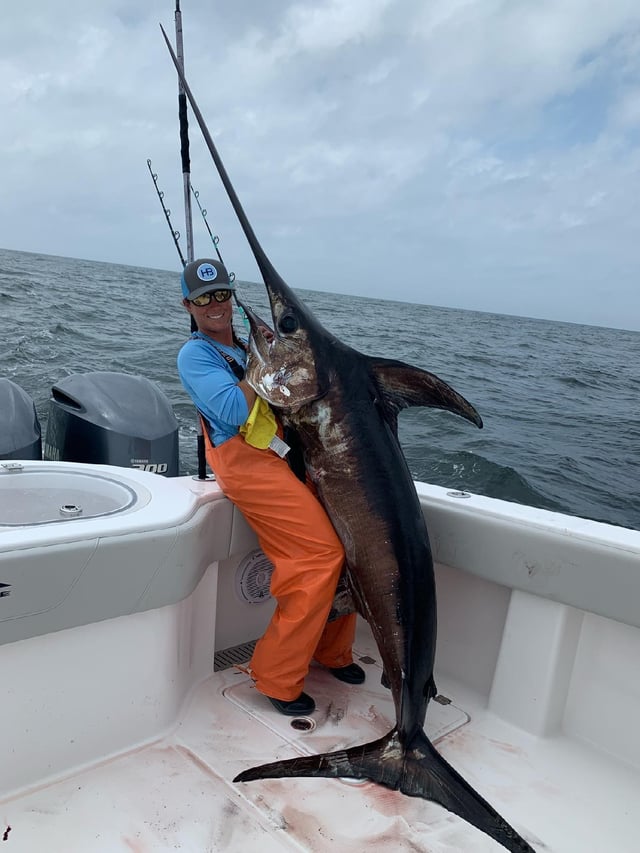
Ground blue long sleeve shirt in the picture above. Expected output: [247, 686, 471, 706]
[177, 333, 249, 446]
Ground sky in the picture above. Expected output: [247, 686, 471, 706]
[2, 1, 640, 331]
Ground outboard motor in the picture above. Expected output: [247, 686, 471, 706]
[0, 379, 42, 460]
[45, 372, 179, 476]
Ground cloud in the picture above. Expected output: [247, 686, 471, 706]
[282, 0, 394, 53]
[2, 0, 640, 330]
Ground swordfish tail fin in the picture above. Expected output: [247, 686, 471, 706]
[234, 727, 536, 853]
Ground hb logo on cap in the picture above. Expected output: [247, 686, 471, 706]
[196, 263, 218, 282]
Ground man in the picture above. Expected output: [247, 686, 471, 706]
[177, 258, 364, 715]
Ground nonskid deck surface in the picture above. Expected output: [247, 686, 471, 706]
[1, 626, 637, 852]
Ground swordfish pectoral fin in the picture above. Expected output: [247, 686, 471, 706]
[234, 728, 536, 853]
[370, 357, 483, 429]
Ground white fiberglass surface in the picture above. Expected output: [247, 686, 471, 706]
[2, 621, 638, 852]
[0, 465, 143, 525]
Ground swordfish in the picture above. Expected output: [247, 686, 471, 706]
[161, 26, 536, 853]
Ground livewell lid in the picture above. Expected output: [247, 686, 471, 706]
[0, 463, 139, 526]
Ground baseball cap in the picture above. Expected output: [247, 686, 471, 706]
[181, 258, 234, 300]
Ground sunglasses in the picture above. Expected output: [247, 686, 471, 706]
[190, 289, 232, 306]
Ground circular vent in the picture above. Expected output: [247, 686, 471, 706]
[235, 549, 275, 604]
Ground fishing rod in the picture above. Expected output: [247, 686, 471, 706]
[191, 184, 237, 288]
[173, 1, 211, 481]
[175, 0, 195, 266]
[146, 158, 186, 267]
[166, 4, 241, 479]
[146, 160, 236, 283]
[191, 185, 224, 265]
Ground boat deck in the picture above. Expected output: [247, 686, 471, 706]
[2, 621, 637, 853]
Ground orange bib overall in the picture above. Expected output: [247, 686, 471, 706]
[204, 431, 357, 701]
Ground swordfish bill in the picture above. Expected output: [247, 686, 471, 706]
[162, 27, 536, 853]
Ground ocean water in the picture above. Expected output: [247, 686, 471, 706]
[2, 246, 638, 531]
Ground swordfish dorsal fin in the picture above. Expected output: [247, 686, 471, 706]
[369, 357, 483, 432]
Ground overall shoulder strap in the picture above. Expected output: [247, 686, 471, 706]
[212, 346, 245, 381]
[192, 332, 245, 380]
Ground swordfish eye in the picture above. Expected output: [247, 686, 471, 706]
[278, 312, 299, 334]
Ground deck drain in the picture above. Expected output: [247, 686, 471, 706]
[290, 717, 316, 732]
[59, 504, 83, 517]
